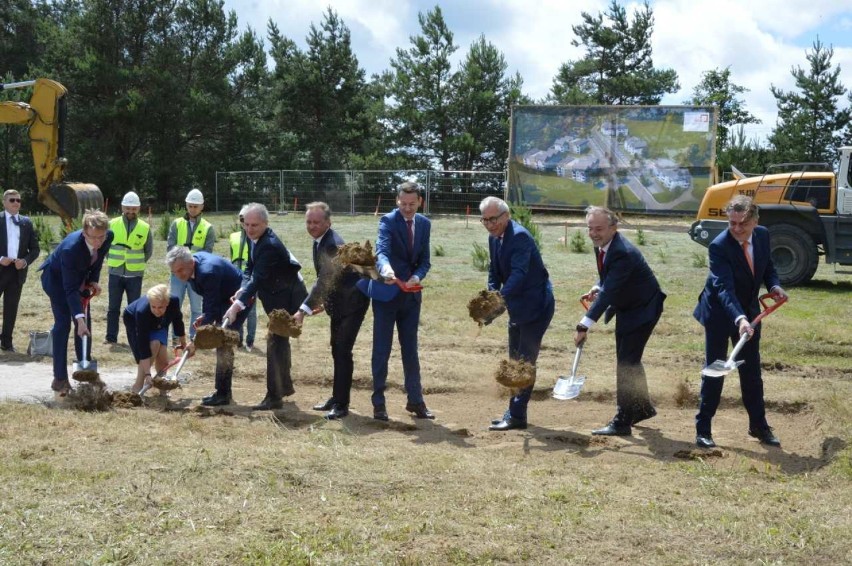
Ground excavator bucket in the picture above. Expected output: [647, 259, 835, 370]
[43, 182, 103, 219]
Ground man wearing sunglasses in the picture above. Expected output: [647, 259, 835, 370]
[0, 190, 40, 353]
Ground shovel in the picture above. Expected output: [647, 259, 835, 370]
[553, 343, 586, 400]
[71, 293, 99, 382]
[139, 348, 190, 396]
[702, 292, 787, 378]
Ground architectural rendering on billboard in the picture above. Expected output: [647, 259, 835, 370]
[508, 105, 718, 212]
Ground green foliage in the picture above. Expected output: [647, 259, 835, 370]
[434, 244, 446, 257]
[31, 214, 56, 250]
[172, 203, 185, 217]
[157, 212, 172, 241]
[691, 251, 708, 269]
[471, 242, 489, 272]
[655, 242, 669, 264]
[59, 217, 81, 240]
[687, 66, 761, 153]
[569, 230, 587, 253]
[636, 227, 647, 246]
[509, 203, 542, 250]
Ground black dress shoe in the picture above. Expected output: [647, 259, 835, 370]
[491, 410, 511, 425]
[405, 402, 435, 419]
[312, 398, 335, 411]
[252, 397, 283, 411]
[696, 434, 716, 448]
[632, 407, 657, 425]
[1, 345, 16, 353]
[202, 393, 233, 407]
[373, 404, 389, 421]
[749, 427, 781, 447]
[325, 405, 349, 420]
[592, 422, 632, 436]
[488, 416, 527, 431]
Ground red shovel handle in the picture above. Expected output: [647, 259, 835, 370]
[752, 292, 787, 325]
[580, 294, 592, 310]
[395, 279, 423, 293]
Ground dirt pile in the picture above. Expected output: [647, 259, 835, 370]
[467, 290, 506, 326]
[111, 391, 143, 408]
[494, 358, 536, 389]
[194, 324, 239, 349]
[67, 382, 112, 412]
[268, 309, 302, 338]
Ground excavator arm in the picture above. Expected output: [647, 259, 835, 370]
[0, 78, 102, 223]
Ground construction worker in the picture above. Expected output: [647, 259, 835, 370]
[104, 191, 153, 345]
[167, 188, 215, 341]
[229, 206, 257, 352]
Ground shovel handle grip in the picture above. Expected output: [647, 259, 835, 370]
[753, 292, 787, 326]
[395, 279, 423, 293]
[580, 294, 592, 310]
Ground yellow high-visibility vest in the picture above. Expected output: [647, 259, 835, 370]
[107, 217, 150, 271]
[229, 231, 249, 263]
[175, 217, 212, 251]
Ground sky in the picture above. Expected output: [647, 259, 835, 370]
[221, 0, 852, 143]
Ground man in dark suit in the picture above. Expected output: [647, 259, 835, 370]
[293, 202, 369, 420]
[574, 206, 666, 436]
[167, 247, 250, 406]
[368, 181, 433, 421]
[481, 197, 555, 431]
[1, 189, 40, 352]
[693, 195, 788, 448]
[224, 203, 308, 411]
[39, 209, 113, 396]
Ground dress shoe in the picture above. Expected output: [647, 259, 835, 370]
[51, 379, 73, 396]
[373, 404, 389, 421]
[749, 427, 781, 447]
[696, 434, 716, 448]
[325, 405, 349, 420]
[491, 410, 511, 425]
[632, 407, 657, 425]
[592, 422, 632, 436]
[252, 397, 283, 411]
[201, 393, 233, 407]
[488, 416, 527, 431]
[103, 339, 117, 346]
[313, 398, 335, 411]
[1, 345, 16, 353]
[405, 402, 435, 419]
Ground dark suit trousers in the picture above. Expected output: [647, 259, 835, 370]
[45, 293, 93, 382]
[507, 296, 555, 421]
[212, 308, 251, 396]
[613, 317, 658, 426]
[329, 302, 369, 407]
[371, 291, 422, 407]
[106, 274, 143, 342]
[696, 325, 767, 435]
[264, 332, 294, 400]
[0, 266, 23, 348]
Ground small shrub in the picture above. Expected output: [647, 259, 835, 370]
[471, 242, 489, 272]
[509, 203, 541, 250]
[172, 203, 185, 216]
[636, 227, 647, 246]
[59, 217, 81, 239]
[569, 230, 587, 253]
[32, 214, 56, 250]
[691, 251, 708, 269]
[434, 244, 446, 257]
[157, 212, 172, 241]
[655, 242, 669, 264]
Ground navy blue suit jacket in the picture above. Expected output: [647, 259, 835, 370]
[242, 228, 307, 315]
[305, 228, 368, 317]
[694, 225, 780, 329]
[188, 252, 243, 325]
[376, 209, 430, 286]
[123, 295, 184, 360]
[587, 231, 665, 334]
[488, 220, 553, 325]
[39, 228, 113, 317]
[0, 213, 40, 284]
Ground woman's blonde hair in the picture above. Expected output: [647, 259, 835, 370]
[146, 284, 170, 304]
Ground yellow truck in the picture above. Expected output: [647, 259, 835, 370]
[689, 146, 852, 286]
[0, 78, 103, 223]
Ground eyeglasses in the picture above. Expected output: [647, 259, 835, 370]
[480, 211, 506, 225]
[7, 198, 21, 203]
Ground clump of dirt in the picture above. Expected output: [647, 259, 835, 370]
[152, 376, 181, 391]
[336, 240, 376, 267]
[467, 290, 506, 326]
[268, 309, 302, 338]
[71, 368, 100, 383]
[66, 382, 112, 412]
[674, 448, 724, 460]
[673, 379, 698, 407]
[111, 391, 143, 408]
[194, 324, 239, 349]
[494, 358, 536, 389]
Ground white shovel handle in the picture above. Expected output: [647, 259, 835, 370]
[571, 344, 583, 378]
[80, 333, 89, 369]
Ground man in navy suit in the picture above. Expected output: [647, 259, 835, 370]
[693, 195, 788, 448]
[481, 197, 555, 431]
[293, 202, 369, 420]
[368, 182, 433, 421]
[167, 247, 249, 406]
[39, 209, 113, 396]
[1, 189, 40, 352]
[574, 206, 666, 436]
[224, 203, 307, 411]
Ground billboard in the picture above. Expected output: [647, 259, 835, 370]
[507, 105, 717, 213]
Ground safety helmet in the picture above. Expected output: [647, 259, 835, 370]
[121, 191, 141, 207]
[185, 189, 204, 205]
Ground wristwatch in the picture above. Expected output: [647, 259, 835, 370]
[576, 324, 588, 332]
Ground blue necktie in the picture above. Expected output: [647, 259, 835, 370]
[10, 215, 20, 226]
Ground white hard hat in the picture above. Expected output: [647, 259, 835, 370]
[121, 191, 141, 207]
[185, 189, 204, 205]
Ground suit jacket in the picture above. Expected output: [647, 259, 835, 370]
[242, 228, 308, 315]
[587, 231, 665, 334]
[123, 295, 185, 360]
[488, 220, 553, 325]
[188, 252, 243, 325]
[305, 228, 369, 317]
[0, 212, 40, 284]
[39, 228, 113, 317]
[375, 209, 431, 286]
[694, 225, 780, 329]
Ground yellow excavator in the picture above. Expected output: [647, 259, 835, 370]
[0, 78, 103, 223]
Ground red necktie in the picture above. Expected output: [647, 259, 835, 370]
[406, 219, 414, 254]
[742, 241, 754, 275]
[597, 249, 605, 273]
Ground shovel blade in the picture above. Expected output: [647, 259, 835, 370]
[553, 375, 586, 400]
[702, 359, 743, 378]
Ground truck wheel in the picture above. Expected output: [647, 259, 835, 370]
[767, 224, 818, 286]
